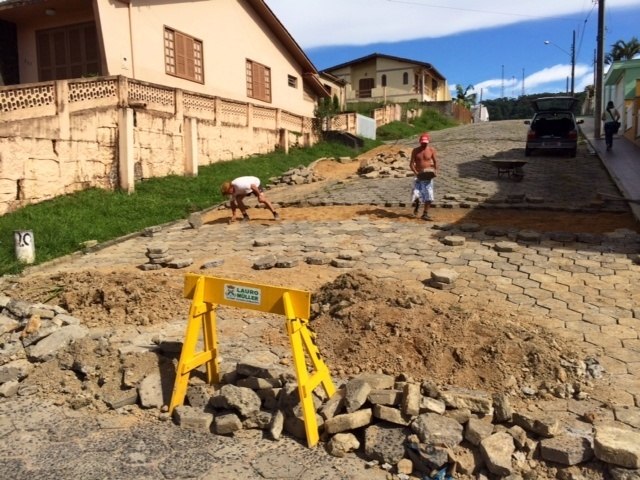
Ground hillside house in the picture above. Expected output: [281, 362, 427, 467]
[322, 53, 451, 105]
[0, 0, 328, 214]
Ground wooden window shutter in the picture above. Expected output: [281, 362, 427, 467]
[36, 22, 101, 81]
[246, 60, 271, 103]
[165, 27, 203, 83]
[175, 32, 188, 77]
[37, 33, 53, 80]
[253, 62, 266, 100]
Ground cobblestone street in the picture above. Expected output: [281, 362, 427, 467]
[1, 120, 639, 479]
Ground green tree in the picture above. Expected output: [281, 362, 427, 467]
[314, 95, 341, 133]
[482, 92, 586, 121]
[454, 84, 477, 109]
[605, 36, 640, 64]
[332, 94, 340, 112]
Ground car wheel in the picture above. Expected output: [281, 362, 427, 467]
[525, 148, 531, 157]
[570, 148, 577, 157]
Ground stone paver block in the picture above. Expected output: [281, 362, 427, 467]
[585, 332, 624, 348]
[442, 236, 466, 246]
[540, 434, 594, 465]
[602, 324, 639, 339]
[594, 425, 640, 469]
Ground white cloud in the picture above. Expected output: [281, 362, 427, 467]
[524, 63, 591, 89]
[266, 0, 640, 48]
[454, 63, 594, 99]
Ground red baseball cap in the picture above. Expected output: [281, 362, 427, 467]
[419, 133, 430, 144]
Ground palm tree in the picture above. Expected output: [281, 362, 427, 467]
[454, 84, 477, 109]
[605, 36, 640, 64]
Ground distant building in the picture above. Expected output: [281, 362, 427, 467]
[322, 53, 451, 104]
[319, 71, 347, 111]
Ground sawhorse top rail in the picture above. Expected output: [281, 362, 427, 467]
[183, 273, 311, 318]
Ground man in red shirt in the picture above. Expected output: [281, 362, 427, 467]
[409, 133, 439, 221]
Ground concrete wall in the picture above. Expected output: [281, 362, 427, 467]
[0, 76, 315, 215]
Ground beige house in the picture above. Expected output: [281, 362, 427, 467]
[0, 0, 328, 214]
[323, 53, 451, 104]
[0, 0, 327, 116]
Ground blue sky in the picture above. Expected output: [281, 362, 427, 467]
[266, 0, 640, 100]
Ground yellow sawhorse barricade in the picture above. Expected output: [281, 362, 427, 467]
[169, 273, 336, 448]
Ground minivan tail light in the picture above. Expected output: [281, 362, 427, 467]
[568, 129, 577, 140]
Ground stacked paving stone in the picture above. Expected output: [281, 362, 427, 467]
[0, 296, 88, 397]
[140, 242, 172, 270]
[172, 356, 640, 479]
[268, 165, 322, 187]
[139, 242, 193, 270]
[357, 150, 413, 179]
[427, 268, 460, 290]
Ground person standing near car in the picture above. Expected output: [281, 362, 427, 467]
[409, 133, 438, 221]
[601, 100, 620, 151]
[220, 176, 279, 223]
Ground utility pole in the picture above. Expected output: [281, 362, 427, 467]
[594, 0, 605, 138]
[501, 65, 504, 98]
[570, 29, 576, 95]
[592, 49, 597, 114]
[522, 68, 525, 96]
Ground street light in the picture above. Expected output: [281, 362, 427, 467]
[544, 29, 576, 96]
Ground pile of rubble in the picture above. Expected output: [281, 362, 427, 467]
[0, 297, 89, 398]
[357, 149, 414, 179]
[2, 296, 640, 480]
[173, 357, 640, 479]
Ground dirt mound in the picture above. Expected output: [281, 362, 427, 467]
[309, 271, 592, 398]
[11, 270, 189, 328]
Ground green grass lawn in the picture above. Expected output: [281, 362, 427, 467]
[0, 140, 379, 275]
[376, 109, 459, 141]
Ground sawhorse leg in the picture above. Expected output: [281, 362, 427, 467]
[169, 277, 220, 413]
[283, 292, 335, 447]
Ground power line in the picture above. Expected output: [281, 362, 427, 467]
[385, 0, 589, 21]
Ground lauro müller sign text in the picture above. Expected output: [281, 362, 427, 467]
[224, 284, 261, 305]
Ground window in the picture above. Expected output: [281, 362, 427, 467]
[246, 59, 271, 103]
[358, 78, 374, 98]
[402, 72, 409, 85]
[432, 79, 438, 91]
[381, 74, 387, 87]
[288, 75, 298, 88]
[164, 27, 203, 83]
[36, 22, 100, 81]
[323, 84, 332, 95]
